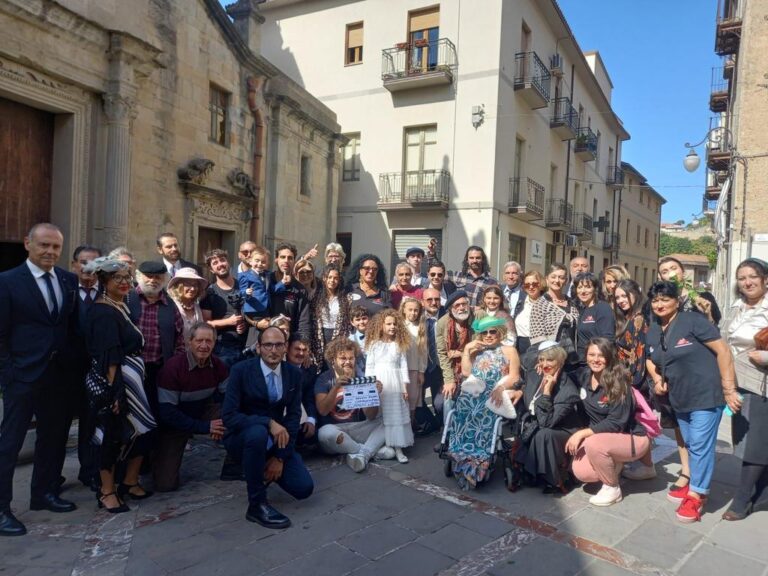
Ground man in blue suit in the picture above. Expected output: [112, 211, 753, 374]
[222, 326, 313, 529]
[0, 223, 80, 536]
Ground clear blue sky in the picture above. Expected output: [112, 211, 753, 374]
[557, 0, 720, 224]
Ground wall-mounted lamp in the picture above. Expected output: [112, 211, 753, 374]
[472, 105, 485, 128]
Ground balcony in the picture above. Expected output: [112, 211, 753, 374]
[706, 123, 732, 171]
[513, 51, 551, 109]
[550, 97, 578, 140]
[606, 165, 624, 189]
[508, 177, 545, 221]
[709, 66, 729, 113]
[603, 232, 620, 251]
[545, 199, 573, 230]
[572, 212, 593, 241]
[573, 127, 597, 161]
[703, 198, 718, 215]
[378, 169, 450, 210]
[715, 0, 742, 55]
[705, 168, 728, 200]
[381, 38, 457, 93]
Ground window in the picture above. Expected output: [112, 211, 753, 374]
[508, 234, 526, 269]
[626, 219, 630, 242]
[300, 155, 311, 196]
[636, 224, 641, 244]
[644, 228, 649, 247]
[639, 189, 644, 205]
[546, 243, 556, 271]
[655, 201, 660, 214]
[643, 268, 648, 289]
[404, 125, 437, 196]
[589, 255, 594, 271]
[654, 233, 658, 249]
[336, 233, 352, 268]
[345, 22, 363, 65]
[634, 266, 639, 281]
[595, 130, 601, 162]
[408, 7, 440, 73]
[651, 268, 656, 280]
[209, 84, 230, 146]
[342, 133, 361, 181]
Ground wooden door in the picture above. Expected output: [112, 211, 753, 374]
[0, 96, 54, 270]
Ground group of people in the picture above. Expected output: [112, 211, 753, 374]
[0, 225, 766, 536]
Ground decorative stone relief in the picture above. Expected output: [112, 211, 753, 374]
[194, 198, 250, 222]
[103, 93, 138, 122]
[227, 168, 255, 198]
[177, 158, 215, 185]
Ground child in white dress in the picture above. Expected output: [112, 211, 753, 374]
[365, 308, 414, 463]
[399, 297, 427, 425]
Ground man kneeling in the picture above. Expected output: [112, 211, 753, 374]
[154, 322, 228, 492]
[315, 338, 393, 473]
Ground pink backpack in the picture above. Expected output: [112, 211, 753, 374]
[632, 388, 662, 438]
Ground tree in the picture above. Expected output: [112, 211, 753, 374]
[691, 235, 718, 268]
[659, 233, 693, 256]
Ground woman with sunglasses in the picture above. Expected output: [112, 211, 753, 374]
[345, 254, 390, 317]
[646, 280, 739, 523]
[514, 270, 545, 356]
[474, 285, 516, 347]
[310, 264, 350, 372]
[294, 259, 318, 301]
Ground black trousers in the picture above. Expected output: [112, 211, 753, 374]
[0, 364, 71, 509]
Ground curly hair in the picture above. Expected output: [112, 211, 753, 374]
[324, 337, 361, 368]
[399, 297, 427, 355]
[167, 279, 202, 303]
[310, 264, 351, 367]
[461, 245, 490, 275]
[587, 337, 631, 405]
[366, 308, 411, 353]
[345, 253, 388, 291]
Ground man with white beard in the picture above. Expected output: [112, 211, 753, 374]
[127, 261, 185, 415]
[434, 291, 474, 423]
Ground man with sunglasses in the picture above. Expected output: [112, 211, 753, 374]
[222, 326, 313, 529]
[426, 261, 457, 308]
[235, 241, 258, 279]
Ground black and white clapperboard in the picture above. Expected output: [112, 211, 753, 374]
[340, 376, 380, 410]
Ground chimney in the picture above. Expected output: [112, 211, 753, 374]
[226, 0, 265, 54]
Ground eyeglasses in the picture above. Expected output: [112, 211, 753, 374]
[523, 282, 540, 289]
[298, 270, 314, 276]
[424, 297, 440, 302]
[361, 266, 378, 272]
[478, 329, 499, 336]
[451, 301, 469, 309]
[429, 272, 444, 277]
[112, 275, 133, 284]
[260, 342, 286, 350]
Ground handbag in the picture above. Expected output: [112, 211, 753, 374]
[754, 326, 768, 351]
[85, 359, 114, 412]
[632, 387, 661, 438]
[485, 385, 517, 419]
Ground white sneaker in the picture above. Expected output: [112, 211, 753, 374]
[394, 447, 409, 464]
[346, 452, 367, 473]
[589, 484, 623, 507]
[621, 463, 657, 481]
[375, 446, 396, 460]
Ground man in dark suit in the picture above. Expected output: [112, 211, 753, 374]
[222, 327, 313, 529]
[0, 223, 79, 536]
[156, 232, 202, 276]
[426, 260, 457, 313]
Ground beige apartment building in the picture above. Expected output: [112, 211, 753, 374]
[259, 0, 642, 276]
[0, 0, 341, 271]
[617, 162, 665, 291]
[701, 0, 768, 307]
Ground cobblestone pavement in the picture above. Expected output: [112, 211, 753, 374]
[1, 419, 766, 576]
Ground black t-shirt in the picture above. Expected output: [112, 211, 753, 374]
[576, 301, 615, 361]
[646, 311, 724, 413]
[200, 282, 246, 348]
[314, 369, 367, 427]
[346, 283, 390, 317]
[577, 369, 644, 435]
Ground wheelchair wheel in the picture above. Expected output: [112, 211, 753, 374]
[504, 465, 517, 491]
[443, 458, 453, 478]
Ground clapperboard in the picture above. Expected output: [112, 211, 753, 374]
[340, 376, 380, 410]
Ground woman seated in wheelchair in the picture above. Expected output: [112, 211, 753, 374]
[513, 341, 585, 494]
[446, 316, 521, 490]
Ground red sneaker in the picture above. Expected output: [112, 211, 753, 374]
[667, 483, 689, 504]
[676, 495, 703, 523]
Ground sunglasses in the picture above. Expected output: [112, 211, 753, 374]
[429, 272, 444, 277]
[298, 270, 314, 276]
[361, 266, 378, 272]
[524, 282, 540, 288]
[479, 329, 499, 336]
[424, 297, 440, 302]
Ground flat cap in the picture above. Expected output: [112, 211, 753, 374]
[138, 261, 168, 275]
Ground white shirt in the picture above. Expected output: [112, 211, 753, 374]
[504, 284, 521, 313]
[260, 358, 283, 400]
[79, 283, 99, 301]
[163, 257, 181, 276]
[321, 296, 340, 329]
[26, 259, 62, 313]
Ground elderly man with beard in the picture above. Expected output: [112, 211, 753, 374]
[200, 249, 246, 367]
[435, 291, 474, 423]
[427, 242, 497, 307]
[127, 261, 185, 417]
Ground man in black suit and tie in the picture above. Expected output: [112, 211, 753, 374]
[222, 326, 314, 529]
[156, 232, 202, 276]
[0, 223, 79, 536]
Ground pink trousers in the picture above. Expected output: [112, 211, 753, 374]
[572, 433, 652, 486]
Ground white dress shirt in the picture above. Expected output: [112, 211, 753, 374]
[504, 284, 521, 313]
[163, 257, 181, 276]
[26, 259, 62, 313]
[260, 358, 283, 400]
[79, 283, 99, 301]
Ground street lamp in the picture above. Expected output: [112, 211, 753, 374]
[683, 126, 735, 173]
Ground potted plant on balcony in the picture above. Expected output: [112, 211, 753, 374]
[396, 42, 408, 50]
[414, 38, 429, 48]
[575, 133, 588, 149]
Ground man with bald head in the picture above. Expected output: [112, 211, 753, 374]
[0, 223, 80, 535]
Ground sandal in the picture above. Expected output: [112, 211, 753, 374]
[673, 473, 690, 488]
[118, 483, 154, 501]
[98, 491, 130, 514]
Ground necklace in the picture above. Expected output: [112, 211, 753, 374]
[179, 300, 195, 311]
[103, 293, 127, 311]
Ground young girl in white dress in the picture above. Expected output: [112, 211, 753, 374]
[365, 308, 414, 463]
[399, 297, 427, 426]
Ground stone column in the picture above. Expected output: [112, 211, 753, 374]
[102, 92, 137, 248]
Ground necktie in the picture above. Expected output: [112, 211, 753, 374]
[82, 287, 94, 305]
[427, 317, 438, 369]
[43, 272, 59, 319]
[267, 371, 279, 403]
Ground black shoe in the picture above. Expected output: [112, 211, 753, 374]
[78, 473, 100, 493]
[29, 493, 77, 513]
[220, 461, 245, 482]
[245, 502, 291, 529]
[117, 483, 153, 501]
[0, 510, 26, 537]
[97, 491, 130, 514]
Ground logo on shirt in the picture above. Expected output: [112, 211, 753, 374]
[582, 314, 595, 324]
[349, 293, 362, 301]
[674, 338, 693, 348]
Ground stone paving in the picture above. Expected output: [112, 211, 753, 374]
[1, 420, 767, 576]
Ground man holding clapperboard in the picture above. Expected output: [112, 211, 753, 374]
[314, 338, 395, 472]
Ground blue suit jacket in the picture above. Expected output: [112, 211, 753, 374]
[0, 263, 78, 385]
[222, 358, 302, 459]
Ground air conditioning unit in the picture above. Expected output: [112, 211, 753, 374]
[552, 231, 565, 245]
[550, 54, 563, 77]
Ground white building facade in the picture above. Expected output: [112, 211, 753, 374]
[259, 0, 630, 275]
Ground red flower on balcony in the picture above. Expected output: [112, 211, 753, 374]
[414, 39, 429, 47]
[396, 42, 408, 49]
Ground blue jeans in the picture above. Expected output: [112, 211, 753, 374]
[676, 407, 724, 495]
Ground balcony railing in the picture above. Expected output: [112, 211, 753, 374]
[381, 38, 457, 92]
[513, 51, 551, 109]
[545, 199, 573, 230]
[715, 0, 742, 55]
[606, 165, 624, 188]
[550, 97, 578, 140]
[705, 168, 727, 200]
[706, 117, 732, 171]
[378, 169, 450, 210]
[709, 66, 729, 113]
[703, 198, 718, 215]
[508, 177, 545, 221]
[572, 212, 593, 241]
[603, 232, 620, 251]
[574, 127, 597, 161]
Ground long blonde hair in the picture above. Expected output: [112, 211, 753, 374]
[399, 297, 427, 355]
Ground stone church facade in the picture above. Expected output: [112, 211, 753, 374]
[0, 0, 342, 269]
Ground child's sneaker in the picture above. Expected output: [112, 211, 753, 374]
[676, 495, 703, 523]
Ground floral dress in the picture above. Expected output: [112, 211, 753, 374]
[448, 346, 508, 490]
[616, 312, 649, 392]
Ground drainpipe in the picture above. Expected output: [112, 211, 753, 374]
[247, 75, 266, 241]
[562, 63, 575, 262]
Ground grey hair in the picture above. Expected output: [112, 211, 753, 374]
[188, 321, 216, 341]
[325, 242, 346, 260]
[108, 246, 135, 261]
[395, 262, 415, 275]
[503, 261, 522, 273]
[27, 222, 62, 240]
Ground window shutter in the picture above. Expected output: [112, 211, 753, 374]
[347, 23, 363, 48]
[392, 230, 442, 276]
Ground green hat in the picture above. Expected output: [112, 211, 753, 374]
[471, 315, 506, 332]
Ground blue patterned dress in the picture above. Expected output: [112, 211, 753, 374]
[448, 346, 508, 489]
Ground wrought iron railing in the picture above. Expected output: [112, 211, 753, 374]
[509, 177, 545, 216]
[574, 127, 597, 156]
[606, 165, 624, 186]
[514, 51, 551, 101]
[378, 169, 450, 205]
[603, 233, 620, 250]
[382, 38, 458, 80]
[551, 97, 579, 133]
[545, 199, 573, 227]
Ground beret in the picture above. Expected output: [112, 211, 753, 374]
[445, 290, 469, 310]
[138, 261, 168, 275]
